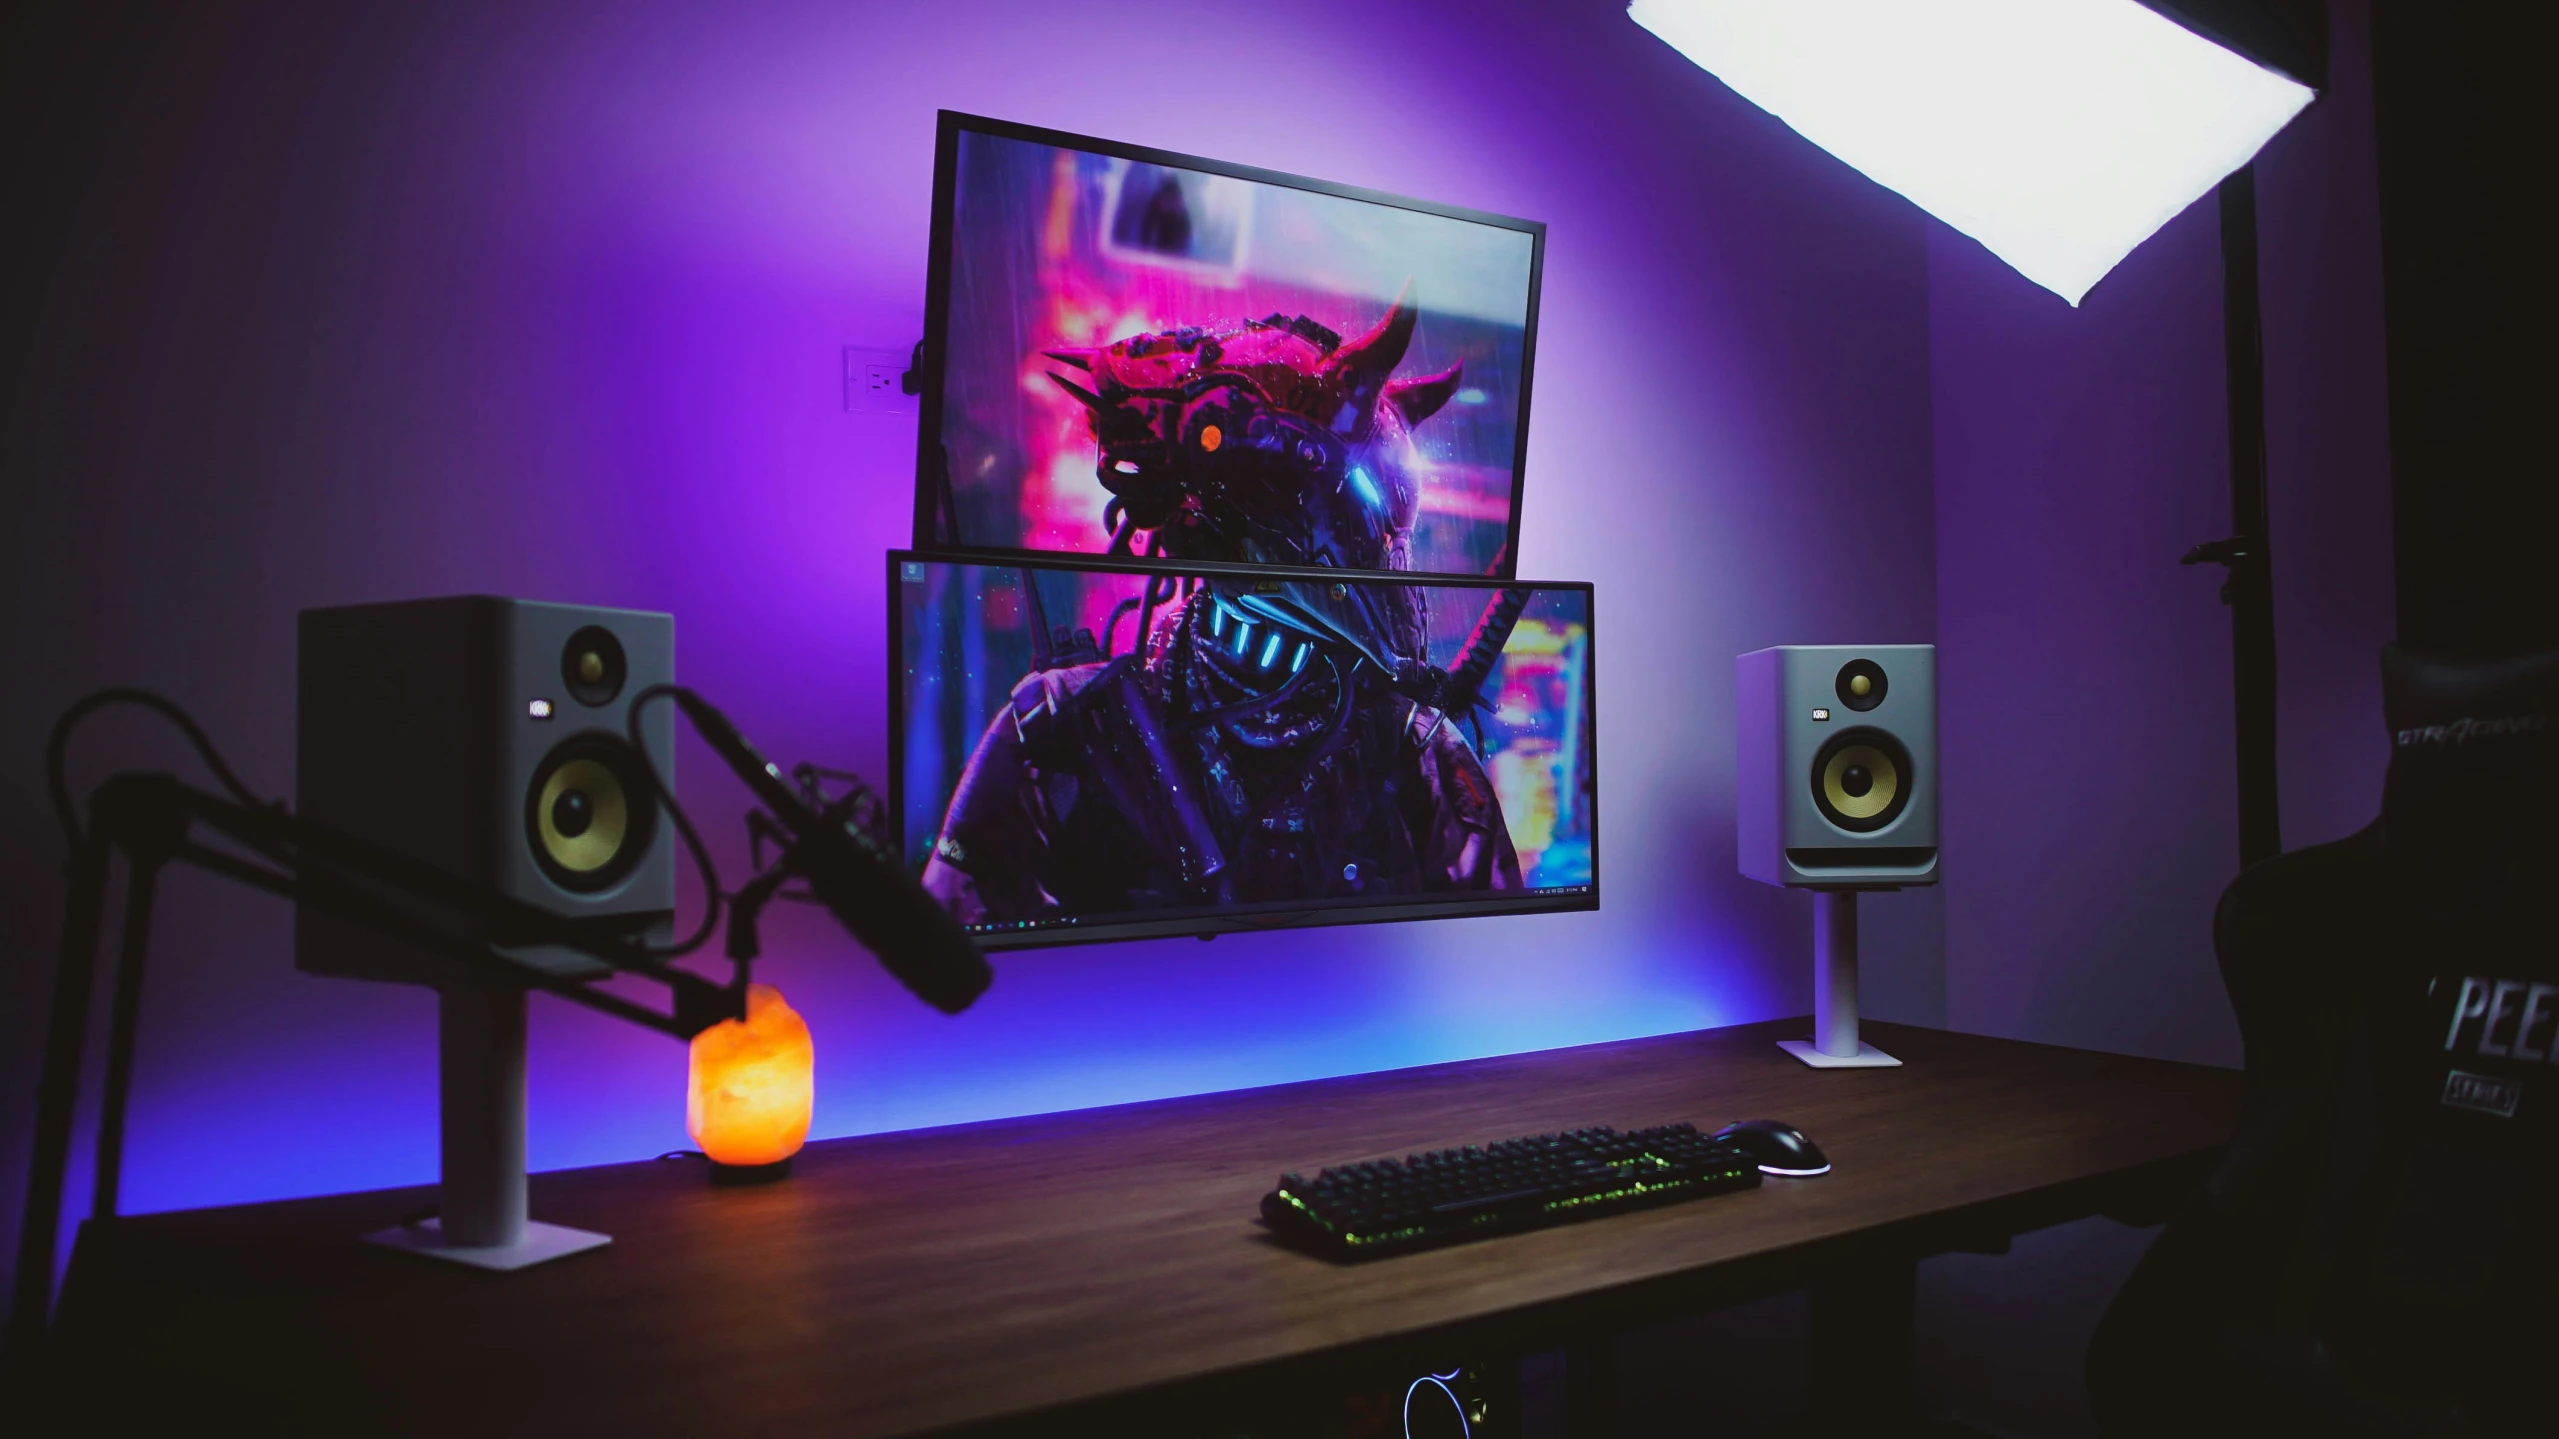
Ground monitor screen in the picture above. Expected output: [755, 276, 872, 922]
[916, 112, 1545, 580]
[892, 550, 1596, 948]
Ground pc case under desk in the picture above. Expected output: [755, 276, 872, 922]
[42, 1020, 2237, 1437]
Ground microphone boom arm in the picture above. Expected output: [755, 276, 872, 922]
[12, 683, 991, 1369]
[656, 686, 992, 1016]
[8, 770, 750, 1367]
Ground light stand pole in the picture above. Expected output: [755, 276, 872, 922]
[2184, 164, 2283, 872]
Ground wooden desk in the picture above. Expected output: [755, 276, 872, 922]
[47, 1020, 2240, 1435]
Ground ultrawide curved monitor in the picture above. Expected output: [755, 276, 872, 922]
[891, 551, 1597, 949]
[915, 111, 1545, 580]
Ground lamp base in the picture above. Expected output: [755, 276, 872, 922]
[1778, 1038, 1903, 1069]
[708, 1156, 793, 1186]
[364, 1217, 611, 1271]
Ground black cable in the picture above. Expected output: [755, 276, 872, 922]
[1134, 569, 1181, 663]
[626, 684, 724, 957]
[1103, 507, 1139, 556]
[46, 688, 269, 846]
[1100, 598, 1139, 658]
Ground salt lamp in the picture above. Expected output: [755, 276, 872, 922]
[687, 983, 813, 1179]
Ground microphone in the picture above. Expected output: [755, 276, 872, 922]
[671, 690, 992, 1015]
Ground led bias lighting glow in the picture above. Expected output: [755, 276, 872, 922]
[1627, 0, 2314, 305]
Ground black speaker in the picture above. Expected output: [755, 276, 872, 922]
[296, 597, 676, 985]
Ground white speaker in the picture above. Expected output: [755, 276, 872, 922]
[1736, 644, 1936, 1069]
[1737, 644, 1937, 888]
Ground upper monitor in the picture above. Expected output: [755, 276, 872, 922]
[916, 111, 1545, 579]
[892, 550, 1596, 949]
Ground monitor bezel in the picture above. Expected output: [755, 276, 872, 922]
[887, 547, 1599, 951]
[912, 109, 1548, 581]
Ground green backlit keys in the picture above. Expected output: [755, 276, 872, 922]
[1261, 1123, 1761, 1258]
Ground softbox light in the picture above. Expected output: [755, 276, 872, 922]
[1629, 0, 2316, 305]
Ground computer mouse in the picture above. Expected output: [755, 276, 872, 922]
[1712, 1119, 1831, 1177]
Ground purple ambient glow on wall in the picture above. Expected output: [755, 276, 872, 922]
[0, 0, 1943, 1293]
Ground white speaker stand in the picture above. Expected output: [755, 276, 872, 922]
[365, 979, 612, 1270]
[1778, 889, 1902, 1069]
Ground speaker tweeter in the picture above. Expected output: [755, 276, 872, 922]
[1834, 657, 1888, 712]
[562, 625, 628, 707]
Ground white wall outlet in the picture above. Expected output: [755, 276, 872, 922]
[843, 345, 917, 414]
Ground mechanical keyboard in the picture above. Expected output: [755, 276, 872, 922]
[1260, 1123, 1761, 1258]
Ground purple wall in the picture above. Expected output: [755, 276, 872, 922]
[1929, 0, 2393, 1070]
[1930, 197, 2246, 1069]
[1917, 6, 2393, 1433]
[2, 0, 1946, 1298]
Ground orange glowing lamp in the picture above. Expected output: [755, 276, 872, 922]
[687, 983, 813, 1174]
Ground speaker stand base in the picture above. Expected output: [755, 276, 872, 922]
[1778, 1038, 1903, 1069]
[365, 1217, 610, 1271]
[1788, 890, 1904, 1071]
[372, 981, 610, 1272]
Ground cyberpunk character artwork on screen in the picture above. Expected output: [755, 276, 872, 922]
[1042, 286, 1468, 587]
[928, 122, 1539, 576]
[918, 564, 1530, 924]
[918, 290, 1548, 923]
[911, 555, 1525, 911]
[913, 120, 1566, 926]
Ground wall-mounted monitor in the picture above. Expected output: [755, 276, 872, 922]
[891, 550, 1596, 948]
[915, 111, 1546, 580]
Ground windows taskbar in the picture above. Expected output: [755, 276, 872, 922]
[961, 884, 1596, 937]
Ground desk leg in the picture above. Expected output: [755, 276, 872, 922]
[1563, 1336, 1616, 1439]
[1808, 1255, 1916, 1434]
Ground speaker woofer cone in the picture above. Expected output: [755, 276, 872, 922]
[1811, 727, 1913, 834]
[526, 733, 657, 893]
